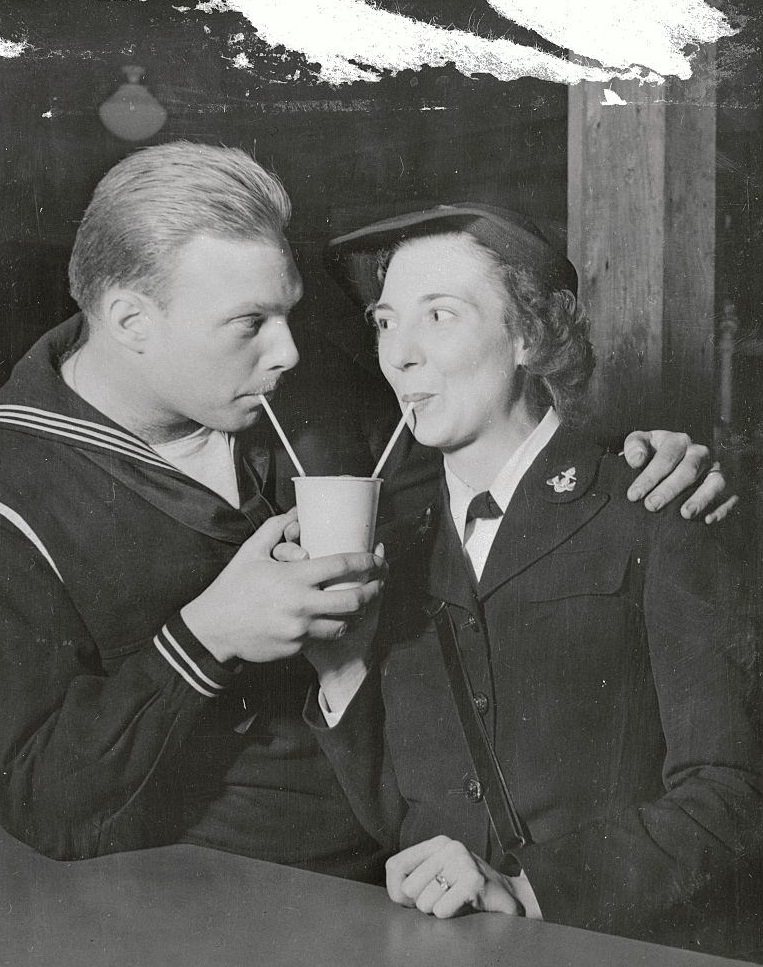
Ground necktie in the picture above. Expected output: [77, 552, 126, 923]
[465, 491, 503, 524]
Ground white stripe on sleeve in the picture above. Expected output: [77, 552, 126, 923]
[153, 634, 219, 698]
[162, 626, 224, 691]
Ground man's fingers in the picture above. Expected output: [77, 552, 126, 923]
[679, 462, 727, 519]
[283, 519, 301, 543]
[246, 510, 299, 556]
[704, 494, 739, 524]
[622, 430, 650, 468]
[271, 541, 309, 563]
[295, 580, 382, 630]
[315, 580, 383, 616]
[626, 435, 691, 504]
[640, 442, 712, 511]
[297, 551, 386, 588]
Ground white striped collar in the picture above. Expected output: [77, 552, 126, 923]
[0, 403, 178, 473]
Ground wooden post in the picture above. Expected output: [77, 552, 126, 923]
[568, 50, 717, 442]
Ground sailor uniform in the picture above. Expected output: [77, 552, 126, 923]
[0, 314, 385, 880]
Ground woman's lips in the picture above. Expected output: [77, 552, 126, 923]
[239, 384, 278, 401]
[401, 393, 435, 404]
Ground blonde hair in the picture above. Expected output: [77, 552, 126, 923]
[69, 141, 291, 320]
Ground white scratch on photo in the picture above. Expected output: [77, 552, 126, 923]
[0, 38, 29, 59]
[485, 0, 735, 79]
[601, 88, 627, 106]
[190, 0, 736, 86]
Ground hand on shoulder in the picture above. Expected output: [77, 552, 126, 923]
[622, 429, 737, 523]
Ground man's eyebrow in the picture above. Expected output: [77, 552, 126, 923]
[225, 296, 301, 316]
[225, 303, 267, 315]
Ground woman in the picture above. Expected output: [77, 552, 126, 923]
[306, 205, 762, 953]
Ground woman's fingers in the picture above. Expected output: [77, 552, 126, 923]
[398, 847, 455, 904]
[428, 864, 486, 918]
[385, 836, 522, 919]
[386, 836, 451, 905]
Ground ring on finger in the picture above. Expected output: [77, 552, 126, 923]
[706, 464, 723, 477]
[434, 873, 451, 892]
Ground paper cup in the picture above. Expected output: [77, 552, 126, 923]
[292, 476, 382, 588]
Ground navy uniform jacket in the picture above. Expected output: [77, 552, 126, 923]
[0, 315, 386, 880]
[310, 427, 763, 954]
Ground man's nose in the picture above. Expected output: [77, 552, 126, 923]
[263, 317, 300, 372]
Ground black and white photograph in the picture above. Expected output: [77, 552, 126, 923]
[0, 1, 761, 964]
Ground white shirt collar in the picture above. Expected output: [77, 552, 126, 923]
[445, 408, 561, 543]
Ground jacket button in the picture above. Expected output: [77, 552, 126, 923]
[473, 692, 489, 715]
[464, 777, 484, 803]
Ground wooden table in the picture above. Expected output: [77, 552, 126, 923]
[0, 827, 753, 967]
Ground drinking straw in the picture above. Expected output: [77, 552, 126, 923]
[372, 403, 414, 479]
[258, 395, 306, 477]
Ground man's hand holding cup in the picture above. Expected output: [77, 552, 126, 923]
[181, 508, 385, 666]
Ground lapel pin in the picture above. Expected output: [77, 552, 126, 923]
[547, 466, 577, 493]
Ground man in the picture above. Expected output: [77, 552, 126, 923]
[0, 145, 728, 878]
[0, 142, 386, 880]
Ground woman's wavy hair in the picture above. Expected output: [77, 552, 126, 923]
[374, 229, 595, 424]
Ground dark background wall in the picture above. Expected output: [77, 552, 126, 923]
[0, 0, 572, 479]
[0, 0, 760, 482]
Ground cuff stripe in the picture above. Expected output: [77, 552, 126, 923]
[153, 631, 220, 698]
[162, 626, 224, 691]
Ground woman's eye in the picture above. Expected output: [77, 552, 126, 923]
[365, 304, 391, 332]
[430, 307, 455, 323]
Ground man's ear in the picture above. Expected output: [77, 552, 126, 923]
[100, 288, 158, 353]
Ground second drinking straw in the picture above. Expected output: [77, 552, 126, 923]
[258, 395, 306, 477]
[372, 402, 415, 479]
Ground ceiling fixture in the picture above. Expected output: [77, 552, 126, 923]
[98, 66, 167, 142]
